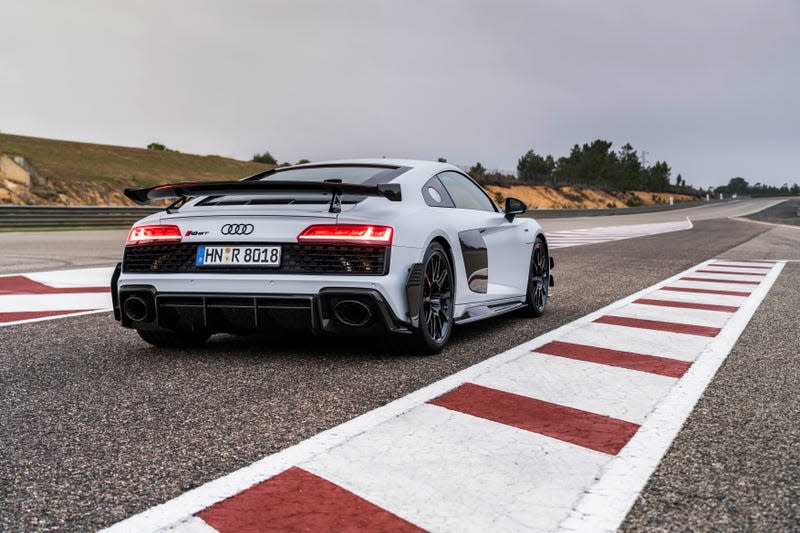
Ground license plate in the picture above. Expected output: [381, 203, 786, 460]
[196, 245, 281, 267]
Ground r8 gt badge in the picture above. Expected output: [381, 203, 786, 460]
[221, 223, 254, 235]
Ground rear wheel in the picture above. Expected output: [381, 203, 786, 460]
[412, 243, 454, 354]
[521, 236, 550, 317]
[136, 329, 210, 348]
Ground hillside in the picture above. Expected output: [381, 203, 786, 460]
[0, 133, 271, 205]
[1, 133, 698, 208]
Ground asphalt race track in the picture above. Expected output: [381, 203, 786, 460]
[1, 198, 798, 532]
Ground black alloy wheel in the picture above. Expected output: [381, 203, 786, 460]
[413, 242, 454, 354]
[522, 236, 550, 317]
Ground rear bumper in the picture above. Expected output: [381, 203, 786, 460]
[114, 284, 411, 335]
[111, 244, 425, 336]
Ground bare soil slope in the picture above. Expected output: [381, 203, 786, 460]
[486, 185, 697, 209]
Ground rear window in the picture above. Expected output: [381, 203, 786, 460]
[198, 164, 408, 207]
[260, 165, 403, 184]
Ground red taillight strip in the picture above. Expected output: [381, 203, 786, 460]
[297, 224, 393, 245]
[127, 224, 182, 244]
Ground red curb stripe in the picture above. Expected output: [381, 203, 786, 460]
[633, 298, 739, 313]
[0, 309, 93, 323]
[198, 466, 423, 533]
[0, 275, 109, 295]
[429, 383, 639, 455]
[660, 286, 751, 297]
[711, 263, 771, 269]
[696, 269, 766, 276]
[680, 277, 759, 285]
[594, 315, 721, 337]
[533, 340, 691, 378]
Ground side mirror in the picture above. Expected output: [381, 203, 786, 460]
[504, 197, 526, 221]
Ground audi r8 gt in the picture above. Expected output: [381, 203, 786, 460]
[113, 160, 553, 353]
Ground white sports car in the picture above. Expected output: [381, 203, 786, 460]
[113, 160, 553, 353]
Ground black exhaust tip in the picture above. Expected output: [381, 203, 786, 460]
[123, 296, 150, 322]
[333, 299, 373, 327]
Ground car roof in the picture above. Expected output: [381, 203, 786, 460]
[290, 158, 459, 173]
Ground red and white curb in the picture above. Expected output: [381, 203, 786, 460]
[0, 267, 112, 327]
[101, 258, 783, 533]
[547, 218, 693, 249]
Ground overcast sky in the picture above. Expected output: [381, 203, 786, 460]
[1, 0, 798, 188]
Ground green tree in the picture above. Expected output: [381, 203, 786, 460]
[469, 162, 486, 180]
[147, 142, 166, 151]
[727, 177, 750, 194]
[297, 159, 310, 164]
[646, 161, 671, 192]
[517, 149, 554, 184]
[252, 151, 277, 165]
[617, 143, 641, 190]
[437, 157, 447, 163]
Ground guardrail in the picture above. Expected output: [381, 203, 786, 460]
[0, 198, 728, 230]
[522, 198, 726, 219]
[0, 205, 160, 229]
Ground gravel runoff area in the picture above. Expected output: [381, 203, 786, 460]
[0, 218, 783, 532]
[744, 198, 800, 227]
[621, 262, 800, 532]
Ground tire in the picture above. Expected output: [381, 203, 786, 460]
[411, 242, 455, 354]
[136, 329, 210, 348]
[520, 235, 550, 317]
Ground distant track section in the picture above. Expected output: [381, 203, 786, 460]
[0, 205, 159, 229]
[547, 218, 694, 249]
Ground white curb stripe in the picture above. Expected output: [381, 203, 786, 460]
[610, 303, 733, 328]
[473, 352, 676, 424]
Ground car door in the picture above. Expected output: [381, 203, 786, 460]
[436, 171, 529, 299]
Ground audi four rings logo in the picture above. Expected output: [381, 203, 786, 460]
[220, 223, 254, 235]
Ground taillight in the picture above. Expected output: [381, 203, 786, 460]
[127, 224, 182, 244]
[297, 224, 393, 245]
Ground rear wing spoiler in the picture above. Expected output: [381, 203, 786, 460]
[124, 180, 402, 213]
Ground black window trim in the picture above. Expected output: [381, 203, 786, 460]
[421, 175, 456, 208]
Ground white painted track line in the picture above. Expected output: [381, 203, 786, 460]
[164, 516, 218, 533]
[547, 219, 693, 249]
